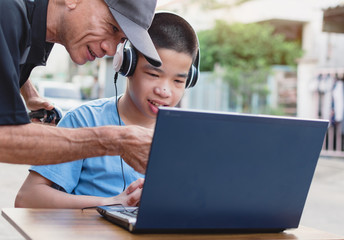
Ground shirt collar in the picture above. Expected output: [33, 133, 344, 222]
[26, 0, 54, 65]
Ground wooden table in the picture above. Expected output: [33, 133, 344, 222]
[2, 208, 343, 240]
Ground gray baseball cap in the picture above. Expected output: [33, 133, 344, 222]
[105, 0, 162, 67]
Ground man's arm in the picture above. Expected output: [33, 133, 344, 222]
[15, 171, 144, 208]
[0, 123, 152, 173]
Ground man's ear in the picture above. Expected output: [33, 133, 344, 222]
[65, 0, 78, 10]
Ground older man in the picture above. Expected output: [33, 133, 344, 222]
[0, 0, 161, 174]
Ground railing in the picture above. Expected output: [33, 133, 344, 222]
[322, 123, 344, 157]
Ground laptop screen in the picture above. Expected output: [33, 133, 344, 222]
[134, 108, 328, 231]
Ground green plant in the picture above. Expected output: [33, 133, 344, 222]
[198, 21, 303, 112]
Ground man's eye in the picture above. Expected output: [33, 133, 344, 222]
[113, 26, 119, 33]
[175, 80, 185, 84]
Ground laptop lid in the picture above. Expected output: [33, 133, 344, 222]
[133, 107, 328, 232]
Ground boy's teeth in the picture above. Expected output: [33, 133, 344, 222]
[150, 100, 160, 106]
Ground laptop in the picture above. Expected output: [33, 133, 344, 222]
[97, 107, 328, 233]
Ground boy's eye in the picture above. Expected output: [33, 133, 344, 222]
[175, 80, 185, 84]
[148, 72, 159, 78]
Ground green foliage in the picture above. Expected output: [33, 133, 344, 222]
[198, 21, 303, 113]
[44, 73, 54, 79]
[198, 21, 302, 71]
[263, 106, 287, 116]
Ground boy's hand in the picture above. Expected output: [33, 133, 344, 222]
[124, 178, 144, 206]
[120, 126, 154, 174]
[106, 178, 144, 206]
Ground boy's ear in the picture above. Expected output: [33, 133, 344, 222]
[65, 0, 78, 10]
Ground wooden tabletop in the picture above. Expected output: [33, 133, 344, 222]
[1, 208, 343, 240]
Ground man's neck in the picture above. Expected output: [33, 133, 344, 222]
[46, 0, 60, 43]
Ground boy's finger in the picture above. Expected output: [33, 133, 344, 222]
[126, 188, 142, 206]
[126, 178, 144, 194]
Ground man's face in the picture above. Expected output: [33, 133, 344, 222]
[60, 0, 126, 65]
[126, 48, 192, 120]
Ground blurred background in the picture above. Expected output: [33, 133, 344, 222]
[29, 0, 344, 156]
[2, 0, 344, 239]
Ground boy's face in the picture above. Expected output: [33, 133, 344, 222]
[127, 48, 192, 119]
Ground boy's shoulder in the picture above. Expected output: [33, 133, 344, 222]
[61, 97, 118, 127]
[70, 97, 116, 113]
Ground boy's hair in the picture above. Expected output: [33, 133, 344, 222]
[148, 12, 199, 62]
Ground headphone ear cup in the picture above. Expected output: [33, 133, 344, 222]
[119, 47, 138, 77]
[113, 43, 125, 72]
[186, 65, 198, 88]
[186, 47, 200, 88]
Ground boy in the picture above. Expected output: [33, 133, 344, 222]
[15, 12, 199, 209]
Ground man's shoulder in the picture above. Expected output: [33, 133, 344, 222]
[0, 0, 27, 26]
[0, 0, 26, 11]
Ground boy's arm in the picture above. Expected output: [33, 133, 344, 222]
[15, 172, 144, 209]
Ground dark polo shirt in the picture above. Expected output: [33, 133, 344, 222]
[0, 0, 54, 125]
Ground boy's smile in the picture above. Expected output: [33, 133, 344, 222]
[148, 99, 168, 114]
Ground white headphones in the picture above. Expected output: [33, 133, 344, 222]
[113, 42, 125, 72]
[112, 40, 138, 77]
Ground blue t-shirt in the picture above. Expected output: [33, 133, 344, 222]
[30, 97, 144, 197]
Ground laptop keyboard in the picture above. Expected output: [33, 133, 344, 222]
[120, 208, 138, 218]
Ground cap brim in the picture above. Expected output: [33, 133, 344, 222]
[109, 8, 162, 67]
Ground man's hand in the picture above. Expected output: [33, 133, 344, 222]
[21, 79, 54, 111]
[21, 79, 58, 125]
[25, 96, 54, 112]
[119, 126, 154, 174]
